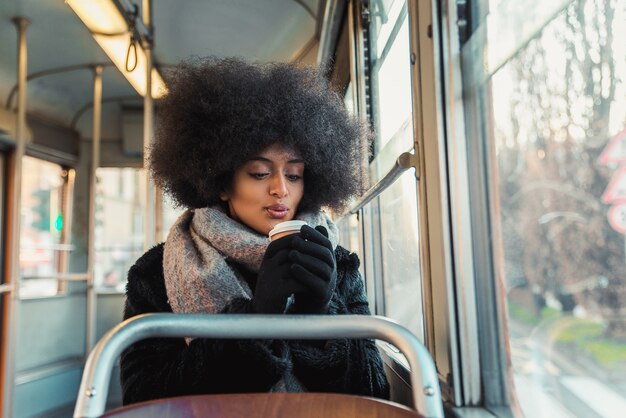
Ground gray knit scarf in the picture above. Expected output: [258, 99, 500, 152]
[163, 206, 338, 317]
[163, 206, 338, 392]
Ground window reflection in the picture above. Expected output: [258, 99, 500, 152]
[369, 0, 413, 155]
[379, 169, 422, 339]
[366, 0, 422, 340]
[337, 213, 362, 261]
[476, 0, 626, 416]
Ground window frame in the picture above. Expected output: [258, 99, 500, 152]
[456, 0, 626, 416]
[18, 155, 76, 299]
[345, 0, 463, 405]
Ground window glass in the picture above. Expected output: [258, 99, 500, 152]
[368, 0, 413, 171]
[372, 18, 411, 149]
[94, 168, 145, 292]
[162, 192, 184, 238]
[365, 0, 422, 342]
[336, 213, 362, 261]
[379, 169, 422, 339]
[466, 0, 626, 415]
[344, 81, 355, 114]
[370, 0, 405, 59]
[19, 156, 69, 298]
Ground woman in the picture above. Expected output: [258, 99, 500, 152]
[120, 57, 389, 404]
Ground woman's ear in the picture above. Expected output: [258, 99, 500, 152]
[219, 191, 229, 201]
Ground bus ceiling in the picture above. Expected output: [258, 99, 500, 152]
[0, 0, 346, 143]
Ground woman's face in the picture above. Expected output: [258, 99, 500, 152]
[220, 144, 305, 235]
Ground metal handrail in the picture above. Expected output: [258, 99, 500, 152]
[22, 273, 89, 281]
[20, 243, 76, 251]
[0, 284, 14, 294]
[349, 151, 418, 214]
[74, 314, 443, 418]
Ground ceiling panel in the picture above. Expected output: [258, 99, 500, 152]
[152, 0, 317, 64]
[0, 0, 321, 136]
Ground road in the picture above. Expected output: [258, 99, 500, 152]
[509, 317, 626, 418]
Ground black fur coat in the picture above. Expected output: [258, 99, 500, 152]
[120, 243, 390, 405]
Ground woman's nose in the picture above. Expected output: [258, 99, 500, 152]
[269, 174, 288, 197]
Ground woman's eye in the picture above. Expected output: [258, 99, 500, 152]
[250, 173, 270, 180]
[286, 174, 302, 181]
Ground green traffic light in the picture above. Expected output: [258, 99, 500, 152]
[54, 213, 63, 232]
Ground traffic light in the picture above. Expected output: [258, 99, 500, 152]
[31, 189, 51, 231]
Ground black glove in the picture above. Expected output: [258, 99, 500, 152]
[253, 234, 304, 313]
[289, 225, 337, 314]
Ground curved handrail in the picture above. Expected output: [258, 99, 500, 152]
[349, 151, 418, 214]
[73, 314, 444, 418]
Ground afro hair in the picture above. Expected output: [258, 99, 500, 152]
[150, 57, 370, 213]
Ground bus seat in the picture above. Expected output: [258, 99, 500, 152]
[100, 393, 423, 417]
[74, 314, 444, 418]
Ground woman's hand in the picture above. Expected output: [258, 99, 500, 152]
[289, 225, 337, 314]
[253, 235, 304, 313]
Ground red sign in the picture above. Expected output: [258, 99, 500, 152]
[598, 128, 626, 165]
[601, 167, 626, 204]
[608, 203, 626, 234]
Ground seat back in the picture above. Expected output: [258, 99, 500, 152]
[74, 314, 444, 418]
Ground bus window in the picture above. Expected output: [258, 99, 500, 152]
[463, 0, 626, 415]
[19, 156, 72, 298]
[95, 168, 184, 292]
[379, 169, 422, 338]
[94, 168, 145, 292]
[359, 0, 423, 341]
[368, 0, 413, 179]
[162, 192, 184, 236]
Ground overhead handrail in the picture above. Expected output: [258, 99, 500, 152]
[4, 63, 113, 110]
[349, 151, 418, 214]
[74, 314, 444, 418]
[70, 95, 141, 130]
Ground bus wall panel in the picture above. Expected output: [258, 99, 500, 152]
[0, 107, 33, 142]
[28, 117, 79, 158]
[120, 107, 143, 157]
[74, 102, 123, 142]
[79, 138, 143, 168]
[95, 293, 125, 340]
[15, 294, 87, 371]
[96, 293, 126, 407]
[13, 364, 81, 418]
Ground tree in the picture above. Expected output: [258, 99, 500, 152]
[498, 0, 626, 337]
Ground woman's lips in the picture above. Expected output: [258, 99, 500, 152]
[266, 205, 289, 219]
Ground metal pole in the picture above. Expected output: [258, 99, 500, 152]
[2, 17, 29, 418]
[58, 169, 76, 279]
[74, 314, 444, 418]
[142, 0, 158, 250]
[86, 65, 103, 352]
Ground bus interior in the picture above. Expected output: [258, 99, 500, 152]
[1, 0, 625, 417]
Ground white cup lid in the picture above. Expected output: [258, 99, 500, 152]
[268, 220, 308, 239]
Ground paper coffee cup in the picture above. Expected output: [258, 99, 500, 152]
[268, 220, 307, 241]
